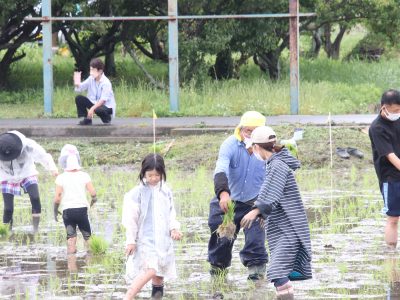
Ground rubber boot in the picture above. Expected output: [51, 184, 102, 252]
[84, 239, 91, 255]
[32, 215, 40, 234]
[247, 264, 266, 281]
[151, 284, 164, 299]
[67, 237, 77, 254]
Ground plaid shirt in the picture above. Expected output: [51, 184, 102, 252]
[1, 176, 38, 195]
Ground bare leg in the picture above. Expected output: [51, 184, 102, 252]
[151, 276, 164, 298]
[385, 216, 399, 249]
[124, 268, 156, 300]
[67, 237, 77, 254]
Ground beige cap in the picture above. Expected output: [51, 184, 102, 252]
[251, 126, 277, 144]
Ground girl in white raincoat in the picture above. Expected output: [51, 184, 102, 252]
[122, 154, 182, 299]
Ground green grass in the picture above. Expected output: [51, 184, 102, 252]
[0, 223, 10, 238]
[88, 235, 108, 255]
[1, 27, 399, 118]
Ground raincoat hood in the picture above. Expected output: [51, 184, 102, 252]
[269, 147, 300, 171]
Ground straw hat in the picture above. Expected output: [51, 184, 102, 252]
[233, 111, 266, 140]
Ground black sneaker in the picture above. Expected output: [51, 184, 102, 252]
[78, 118, 92, 126]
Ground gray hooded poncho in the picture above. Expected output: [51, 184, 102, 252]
[255, 147, 312, 282]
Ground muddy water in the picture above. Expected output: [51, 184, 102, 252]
[0, 169, 398, 299]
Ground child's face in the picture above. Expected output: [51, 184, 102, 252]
[145, 169, 161, 186]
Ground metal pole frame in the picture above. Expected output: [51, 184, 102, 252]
[29, 0, 314, 114]
[42, 0, 53, 115]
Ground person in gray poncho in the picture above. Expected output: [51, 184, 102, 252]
[241, 126, 312, 298]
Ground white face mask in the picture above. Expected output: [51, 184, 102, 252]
[243, 137, 253, 149]
[253, 151, 265, 161]
[90, 69, 101, 79]
[384, 106, 400, 122]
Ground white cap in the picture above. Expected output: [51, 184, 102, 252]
[251, 126, 277, 144]
[59, 144, 81, 171]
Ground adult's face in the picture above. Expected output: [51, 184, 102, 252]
[89, 67, 103, 80]
[240, 126, 257, 140]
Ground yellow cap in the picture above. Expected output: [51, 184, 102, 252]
[234, 111, 266, 141]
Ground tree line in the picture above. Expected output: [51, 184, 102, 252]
[1, 0, 399, 87]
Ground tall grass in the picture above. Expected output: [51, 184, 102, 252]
[1, 27, 400, 118]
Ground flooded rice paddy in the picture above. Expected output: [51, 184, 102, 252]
[0, 166, 398, 299]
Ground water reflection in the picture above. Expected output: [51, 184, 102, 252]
[387, 254, 400, 300]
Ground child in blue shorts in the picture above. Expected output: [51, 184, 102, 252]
[369, 89, 400, 249]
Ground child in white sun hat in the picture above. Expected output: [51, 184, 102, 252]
[54, 144, 97, 254]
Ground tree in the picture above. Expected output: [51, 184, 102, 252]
[0, 0, 41, 87]
[312, 0, 382, 59]
[52, 0, 123, 77]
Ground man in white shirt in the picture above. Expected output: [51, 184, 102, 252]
[73, 58, 116, 125]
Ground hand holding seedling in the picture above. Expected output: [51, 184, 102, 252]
[125, 243, 136, 256]
[241, 208, 261, 229]
[219, 191, 231, 213]
[170, 229, 182, 240]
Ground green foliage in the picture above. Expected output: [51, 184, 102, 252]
[89, 235, 108, 255]
[347, 32, 390, 61]
[0, 223, 10, 238]
[222, 201, 235, 226]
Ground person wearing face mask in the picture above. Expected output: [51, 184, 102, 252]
[241, 126, 312, 298]
[369, 89, 400, 249]
[74, 58, 116, 125]
[207, 111, 268, 281]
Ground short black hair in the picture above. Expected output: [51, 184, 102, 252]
[139, 153, 166, 184]
[381, 89, 400, 106]
[90, 58, 105, 71]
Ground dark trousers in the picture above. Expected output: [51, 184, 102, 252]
[208, 197, 268, 269]
[75, 95, 112, 123]
[63, 207, 91, 240]
[3, 184, 41, 225]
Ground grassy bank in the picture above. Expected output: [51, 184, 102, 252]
[1, 29, 399, 118]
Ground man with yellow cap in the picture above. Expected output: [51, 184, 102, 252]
[208, 111, 268, 280]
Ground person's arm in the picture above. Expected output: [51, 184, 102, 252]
[74, 76, 90, 92]
[54, 184, 63, 221]
[214, 138, 234, 212]
[387, 153, 400, 171]
[255, 161, 287, 217]
[86, 181, 97, 207]
[87, 100, 106, 119]
[28, 139, 58, 176]
[168, 190, 182, 240]
[122, 190, 140, 255]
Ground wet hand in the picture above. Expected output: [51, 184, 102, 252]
[219, 193, 231, 213]
[125, 244, 136, 256]
[240, 208, 261, 229]
[170, 229, 182, 240]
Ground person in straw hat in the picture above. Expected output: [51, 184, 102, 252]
[207, 111, 268, 280]
[0, 130, 58, 233]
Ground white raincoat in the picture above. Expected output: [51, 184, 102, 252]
[122, 181, 180, 282]
[0, 131, 57, 182]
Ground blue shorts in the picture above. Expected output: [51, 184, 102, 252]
[381, 182, 400, 217]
